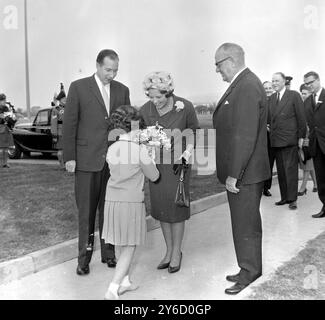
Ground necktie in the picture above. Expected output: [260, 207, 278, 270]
[311, 93, 316, 111]
[101, 84, 110, 115]
[276, 92, 280, 106]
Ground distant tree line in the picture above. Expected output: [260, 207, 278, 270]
[194, 103, 217, 115]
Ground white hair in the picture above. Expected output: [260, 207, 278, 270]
[217, 43, 245, 67]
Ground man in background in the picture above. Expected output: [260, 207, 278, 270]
[270, 72, 306, 210]
[303, 71, 325, 218]
[285, 76, 293, 90]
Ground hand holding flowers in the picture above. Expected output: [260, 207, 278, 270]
[132, 122, 171, 161]
[0, 110, 16, 129]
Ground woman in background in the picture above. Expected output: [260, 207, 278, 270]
[0, 94, 16, 168]
[298, 84, 317, 195]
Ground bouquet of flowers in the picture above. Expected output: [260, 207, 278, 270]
[133, 122, 171, 160]
[0, 109, 16, 130]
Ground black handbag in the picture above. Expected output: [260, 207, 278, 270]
[299, 138, 312, 165]
[174, 164, 190, 208]
[301, 146, 312, 164]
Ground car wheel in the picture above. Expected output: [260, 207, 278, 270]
[8, 143, 22, 159]
[22, 151, 31, 158]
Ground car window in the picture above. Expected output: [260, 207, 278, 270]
[34, 110, 50, 126]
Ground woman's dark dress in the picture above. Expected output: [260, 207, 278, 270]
[0, 105, 14, 148]
[140, 95, 199, 223]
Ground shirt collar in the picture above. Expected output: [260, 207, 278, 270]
[279, 86, 286, 99]
[230, 67, 247, 84]
[315, 87, 322, 99]
[94, 73, 110, 89]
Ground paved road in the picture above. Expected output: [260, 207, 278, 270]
[0, 180, 323, 300]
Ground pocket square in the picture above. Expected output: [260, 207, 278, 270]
[225, 100, 229, 105]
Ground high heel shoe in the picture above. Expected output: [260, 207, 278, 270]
[168, 252, 182, 273]
[298, 189, 307, 196]
[313, 187, 318, 193]
[157, 261, 170, 270]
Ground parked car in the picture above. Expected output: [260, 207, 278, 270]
[9, 108, 58, 159]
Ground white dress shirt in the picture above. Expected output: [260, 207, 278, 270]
[314, 87, 323, 104]
[278, 86, 286, 100]
[230, 67, 247, 85]
[95, 73, 110, 115]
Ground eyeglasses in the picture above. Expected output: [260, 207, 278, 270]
[305, 79, 317, 86]
[215, 56, 231, 68]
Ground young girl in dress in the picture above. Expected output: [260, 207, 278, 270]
[102, 105, 160, 300]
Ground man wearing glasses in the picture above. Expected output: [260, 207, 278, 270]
[304, 71, 325, 218]
[213, 43, 270, 295]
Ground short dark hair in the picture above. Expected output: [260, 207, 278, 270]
[108, 105, 145, 133]
[300, 84, 309, 92]
[274, 72, 286, 80]
[304, 71, 319, 80]
[96, 49, 119, 65]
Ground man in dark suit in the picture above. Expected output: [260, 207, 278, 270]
[303, 71, 325, 218]
[213, 43, 270, 295]
[263, 81, 276, 197]
[270, 72, 306, 210]
[63, 49, 131, 275]
[285, 76, 293, 90]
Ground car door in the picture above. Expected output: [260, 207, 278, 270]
[28, 109, 53, 150]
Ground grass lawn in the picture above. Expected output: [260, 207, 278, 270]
[246, 231, 325, 300]
[0, 163, 224, 263]
[196, 113, 214, 148]
[196, 113, 213, 129]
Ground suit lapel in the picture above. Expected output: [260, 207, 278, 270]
[273, 89, 289, 119]
[109, 80, 117, 113]
[314, 88, 325, 112]
[89, 75, 108, 116]
[213, 68, 251, 117]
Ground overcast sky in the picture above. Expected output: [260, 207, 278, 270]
[0, 0, 324, 110]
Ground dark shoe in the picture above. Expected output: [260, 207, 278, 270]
[263, 189, 272, 197]
[76, 265, 89, 275]
[288, 201, 297, 210]
[226, 273, 240, 283]
[225, 282, 248, 295]
[298, 189, 307, 196]
[2, 164, 10, 168]
[313, 187, 318, 193]
[275, 199, 288, 206]
[168, 253, 182, 273]
[312, 209, 325, 218]
[157, 261, 170, 270]
[106, 257, 117, 268]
